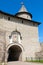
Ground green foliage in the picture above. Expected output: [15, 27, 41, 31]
[0, 62, 7, 65]
[0, 62, 2, 65]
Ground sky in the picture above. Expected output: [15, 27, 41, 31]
[0, 0, 43, 43]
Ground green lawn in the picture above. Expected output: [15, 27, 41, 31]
[26, 60, 43, 63]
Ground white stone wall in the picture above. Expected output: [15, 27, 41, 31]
[0, 14, 41, 61]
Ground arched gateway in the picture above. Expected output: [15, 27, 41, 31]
[6, 43, 24, 62]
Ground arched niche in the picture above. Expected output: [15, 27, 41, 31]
[9, 30, 22, 44]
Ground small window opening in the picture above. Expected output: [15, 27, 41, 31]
[33, 23, 35, 26]
[22, 20, 23, 23]
[8, 17, 10, 20]
[27, 16, 28, 18]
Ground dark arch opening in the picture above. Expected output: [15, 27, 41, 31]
[7, 45, 22, 62]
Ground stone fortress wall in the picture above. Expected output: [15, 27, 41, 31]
[0, 13, 41, 62]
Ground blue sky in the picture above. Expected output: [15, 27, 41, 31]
[0, 0, 43, 43]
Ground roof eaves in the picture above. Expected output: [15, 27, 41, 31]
[0, 10, 41, 25]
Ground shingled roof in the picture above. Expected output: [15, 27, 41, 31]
[0, 10, 41, 25]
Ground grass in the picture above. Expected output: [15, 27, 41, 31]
[0, 62, 7, 65]
[26, 59, 43, 63]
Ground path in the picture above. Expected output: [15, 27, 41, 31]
[7, 61, 43, 65]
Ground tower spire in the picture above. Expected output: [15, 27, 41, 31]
[18, 2, 28, 12]
[15, 2, 32, 20]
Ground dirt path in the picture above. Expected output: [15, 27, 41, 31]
[7, 61, 43, 65]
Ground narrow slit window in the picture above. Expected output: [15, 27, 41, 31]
[8, 17, 10, 20]
[33, 23, 35, 26]
[22, 20, 23, 23]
